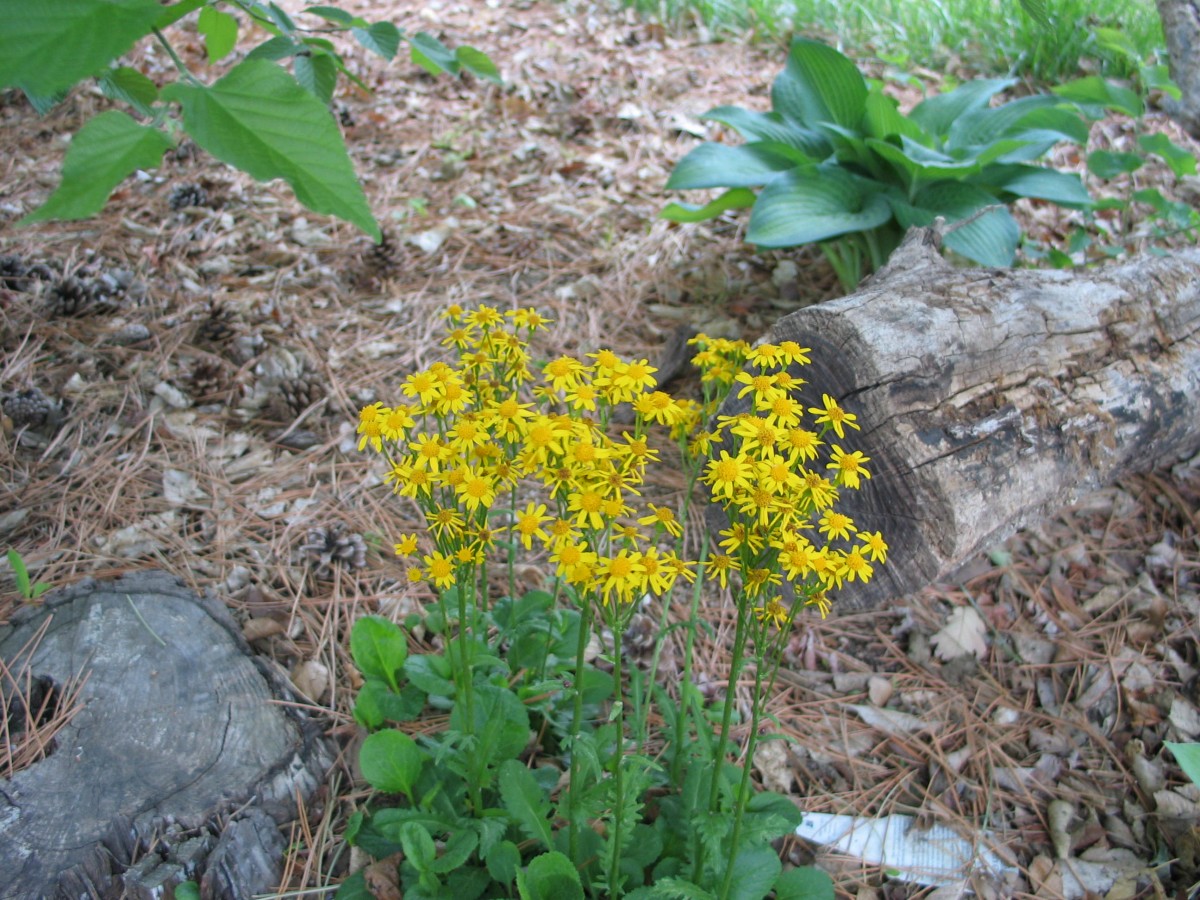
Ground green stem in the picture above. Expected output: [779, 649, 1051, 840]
[717, 651, 769, 900]
[669, 537, 708, 784]
[457, 568, 480, 813]
[151, 28, 204, 87]
[567, 594, 594, 866]
[608, 616, 627, 900]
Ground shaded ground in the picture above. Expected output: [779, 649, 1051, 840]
[2, 1, 1199, 897]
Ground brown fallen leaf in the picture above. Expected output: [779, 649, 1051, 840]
[930, 606, 988, 661]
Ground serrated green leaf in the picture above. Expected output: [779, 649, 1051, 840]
[410, 31, 458, 76]
[21, 88, 69, 115]
[666, 143, 801, 190]
[266, 1, 296, 33]
[351, 617, 406, 683]
[0, 0, 163, 97]
[305, 5, 354, 24]
[909, 78, 1014, 138]
[1138, 133, 1197, 178]
[519, 851, 584, 900]
[98, 66, 158, 116]
[198, 6, 239, 63]
[161, 59, 379, 239]
[746, 167, 892, 248]
[1165, 742, 1200, 787]
[660, 188, 756, 223]
[353, 21, 401, 60]
[486, 840, 521, 884]
[294, 51, 338, 104]
[773, 865, 834, 900]
[246, 35, 300, 61]
[456, 45, 502, 84]
[359, 729, 425, 797]
[498, 759, 553, 850]
[20, 110, 171, 225]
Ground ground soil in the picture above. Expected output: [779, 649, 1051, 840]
[2, 1, 1199, 897]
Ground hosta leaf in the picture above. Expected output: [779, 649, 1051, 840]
[772, 38, 868, 130]
[867, 137, 981, 183]
[666, 143, 802, 190]
[974, 164, 1091, 206]
[946, 95, 1074, 151]
[746, 167, 892, 248]
[21, 111, 171, 225]
[0, 0, 162, 97]
[892, 182, 1020, 267]
[660, 188, 757, 223]
[702, 106, 831, 157]
[909, 78, 1015, 137]
[162, 59, 379, 239]
[1053, 76, 1142, 118]
[864, 87, 928, 143]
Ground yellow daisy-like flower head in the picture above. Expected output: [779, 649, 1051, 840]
[703, 450, 753, 501]
[859, 531, 889, 564]
[808, 393, 860, 440]
[513, 502, 551, 550]
[638, 503, 682, 539]
[506, 307, 553, 331]
[455, 466, 497, 513]
[827, 445, 872, 490]
[357, 402, 386, 452]
[817, 510, 855, 542]
[754, 595, 791, 629]
[394, 534, 420, 557]
[423, 551, 456, 590]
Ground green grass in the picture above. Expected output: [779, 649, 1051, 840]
[624, 0, 1164, 84]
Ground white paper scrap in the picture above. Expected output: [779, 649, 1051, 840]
[796, 812, 1016, 887]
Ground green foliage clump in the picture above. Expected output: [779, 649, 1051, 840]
[0, 1, 500, 239]
[663, 38, 1092, 289]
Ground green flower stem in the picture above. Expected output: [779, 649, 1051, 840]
[670, 537, 708, 785]
[151, 28, 204, 88]
[718, 647, 769, 900]
[567, 593, 594, 866]
[457, 565, 481, 813]
[608, 615, 627, 900]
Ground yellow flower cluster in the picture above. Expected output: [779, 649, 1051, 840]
[357, 305, 701, 606]
[687, 335, 888, 623]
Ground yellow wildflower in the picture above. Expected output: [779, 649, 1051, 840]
[827, 445, 871, 490]
[808, 393, 859, 440]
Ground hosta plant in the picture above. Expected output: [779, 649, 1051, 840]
[662, 38, 1093, 289]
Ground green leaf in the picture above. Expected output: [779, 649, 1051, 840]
[359, 728, 425, 797]
[947, 95, 1081, 152]
[724, 846, 781, 900]
[410, 32, 458, 77]
[1017, 0, 1051, 28]
[7, 549, 31, 597]
[1053, 76, 1142, 118]
[863, 86, 927, 143]
[155, 0, 207, 29]
[20, 110, 171, 225]
[0, 0, 163, 97]
[265, 1, 297, 33]
[353, 22, 401, 60]
[429, 828, 479, 874]
[98, 66, 159, 116]
[354, 678, 425, 728]
[1093, 26, 1140, 61]
[866, 137, 980, 183]
[452, 684, 529, 782]
[660, 188, 756, 223]
[175, 882, 201, 900]
[746, 167, 892, 248]
[399, 821, 438, 872]
[305, 5, 354, 25]
[486, 840, 521, 885]
[1165, 742, 1200, 787]
[975, 164, 1091, 206]
[773, 865, 835, 900]
[772, 38, 867, 130]
[246, 35, 301, 61]
[404, 653, 456, 696]
[1140, 64, 1181, 101]
[161, 59, 379, 239]
[21, 89, 69, 116]
[892, 182, 1020, 267]
[518, 851, 584, 900]
[498, 759, 553, 850]
[1138, 133, 1197, 178]
[294, 51, 338, 104]
[351, 616, 407, 689]
[702, 106, 830, 157]
[637, 879, 716, 899]
[198, 6, 239, 63]
[456, 45, 502, 84]
[909, 79, 1014, 138]
[666, 143, 801, 190]
[333, 870, 372, 900]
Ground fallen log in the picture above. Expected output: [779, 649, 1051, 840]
[727, 229, 1200, 611]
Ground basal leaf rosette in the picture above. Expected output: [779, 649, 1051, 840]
[686, 334, 889, 627]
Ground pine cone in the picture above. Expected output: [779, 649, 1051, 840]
[169, 182, 210, 211]
[45, 277, 98, 317]
[3, 388, 53, 429]
[369, 230, 402, 273]
[302, 524, 367, 579]
[195, 301, 239, 345]
[335, 104, 355, 128]
[0, 254, 28, 290]
[275, 369, 327, 419]
[187, 360, 227, 401]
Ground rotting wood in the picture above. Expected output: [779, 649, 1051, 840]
[719, 227, 1200, 611]
[0, 570, 334, 899]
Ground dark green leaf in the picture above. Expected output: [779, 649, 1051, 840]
[333, 870, 372, 900]
[456, 45, 502, 84]
[451, 684, 529, 781]
[351, 616, 407, 689]
[666, 143, 801, 190]
[305, 4, 354, 24]
[660, 188, 757, 223]
[498, 759, 553, 850]
[399, 821, 438, 872]
[21, 89, 68, 115]
[266, 1, 297, 33]
[294, 51, 338, 104]
[155, 0, 206, 29]
[246, 35, 301, 61]
[175, 882, 201, 900]
[747, 791, 804, 830]
[773, 865, 835, 900]
[702, 106, 830, 157]
[359, 729, 425, 797]
[1138, 133, 1197, 178]
[98, 66, 158, 116]
[0, 0, 162, 97]
[772, 38, 867, 130]
[404, 653, 456, 696]
[724, 845, 781, 900]
[975, 164, 1091, 206]
[428, 828, 479, 874]
[486, 840, 521, 884]
[198, 6, 239, 63]
[161, 59, 379, 239]
[867, 137, 980, 183]
[947, 95, 1080, 151]
[1017, 0, 1051, 28]
[518, 851, 584, 900]
[353, 22, 401, 60]
[746, 167, 892, 248]
[410, 32, 458, 77]
[892, 182, 1019, 267]
[1053, 76, 1142, 118]
[354, 678, 425, 728]
[21, 111, 171, 225]
[909, 78, 1014, 138]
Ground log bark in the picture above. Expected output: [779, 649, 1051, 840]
[0, 570, 334, 899]
[1157, 0, 1200, 139]
[727, 229, 1200, 611]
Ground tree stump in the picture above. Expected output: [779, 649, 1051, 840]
[0, 570, 334, 899]
[724, 230, 1200, 610]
